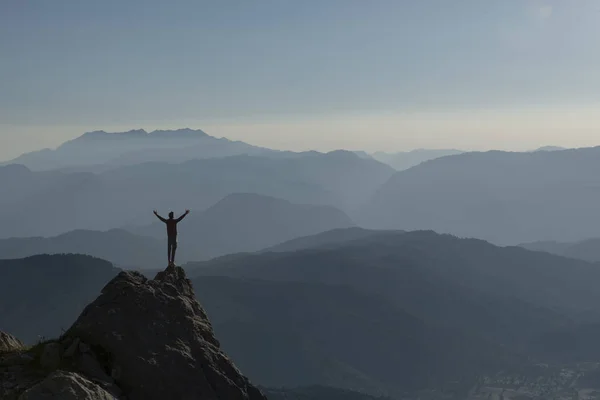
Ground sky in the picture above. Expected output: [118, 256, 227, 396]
[1, 0, 600, 160]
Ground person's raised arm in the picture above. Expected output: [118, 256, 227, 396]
[176, 209, 190, 223]
[153, 210, 167, 223]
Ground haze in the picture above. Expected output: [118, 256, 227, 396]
[2, 0, 600, 160]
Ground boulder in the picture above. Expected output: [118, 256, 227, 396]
[65, 266, 266, 400]
[18, 370, 114, 400]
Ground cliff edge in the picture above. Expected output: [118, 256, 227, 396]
[1, 266, 267, 400]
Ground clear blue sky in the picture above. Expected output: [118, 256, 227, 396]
[1, 0, 600, 160]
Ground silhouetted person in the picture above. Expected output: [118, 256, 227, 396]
[153, 209, 190, 267]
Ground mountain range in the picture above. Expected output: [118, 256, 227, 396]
[6, 230, 600, 396]
[5, 128, 467, 174]
[14, 128, 599, 246]
[5, 127, 600, 398]
[360, 146, 600, 244]
[0, 151, 391, 238]
[189, 230, 596, 345]
[3, 128, 273, 171]
[0, 194, 354, 266]
[520, 238, 600, 263]
[185, 230, 600, 393]
[193, 275, 511, 397]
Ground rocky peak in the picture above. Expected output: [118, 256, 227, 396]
[0, 331, 23, 353]
[75, 128, 209, 142]
[1, 266, 267, 400]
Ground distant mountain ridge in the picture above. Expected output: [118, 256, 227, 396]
[371, 146, 568, 172]
[185, 229, 600, 393]
[189, 230, 590, 330]
[0, 152, 391, 238]
[70, 128, 208, 141]
[520, 238, 600, 263]
[360, 146, 600, 244]
[534, 145, 567, 152]
[4, 128, 274, 170]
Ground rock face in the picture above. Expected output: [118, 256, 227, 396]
[65, 266, 266, 400]
[0, 331, 23, 352]
[18, 371, 114, 400]
[1, 266, 267, 400]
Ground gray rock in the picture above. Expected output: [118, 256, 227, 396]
[39, 342, 61, 370]
[18, 370, 114, 400]
[0, 331, 23, 352]
[66, 267, 266, 400]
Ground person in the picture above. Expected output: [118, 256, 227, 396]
[153, 209, 190, 267]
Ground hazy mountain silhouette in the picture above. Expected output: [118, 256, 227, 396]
[190, 231, 600, 347]
[0, 229, 163, 269]
[134, 193, 355, 261]
[185, 230, 600, 392]
[3, 128, 274, 170]
[520, 238, 600, 263]
[0, 152, 391, 238]
[194, 276, 517, 396]
[361, 147, 600, 244]
[372, 149, 463, 171]
[534, 145, 567, 152]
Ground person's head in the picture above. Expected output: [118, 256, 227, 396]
[168, 211, 174, 219]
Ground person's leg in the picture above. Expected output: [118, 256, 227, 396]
[171, 241, 178, 266]
[167, 241, 173, 265]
